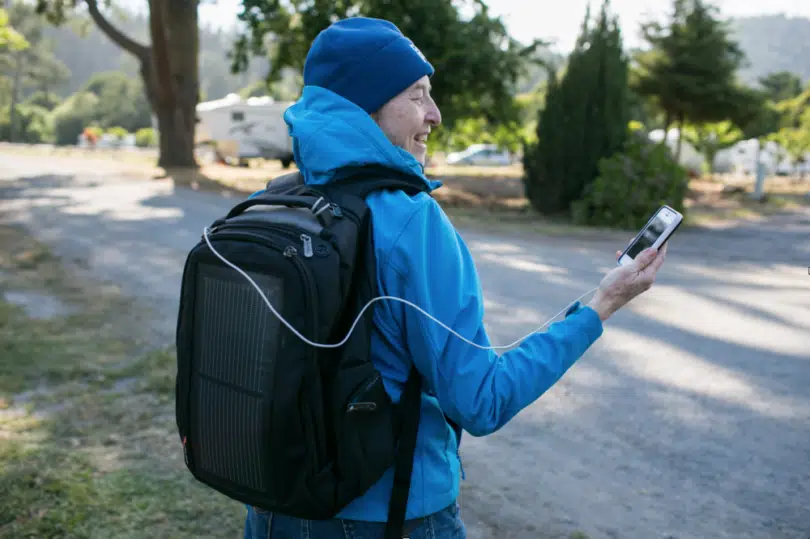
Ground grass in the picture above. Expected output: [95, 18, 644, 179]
[0, 225, 247, 538]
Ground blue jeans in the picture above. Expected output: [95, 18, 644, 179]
[243, 503, 466, 539]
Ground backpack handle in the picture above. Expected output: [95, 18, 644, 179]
[225, 195, 321, 220]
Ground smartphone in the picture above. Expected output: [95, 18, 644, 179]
[617, 205, 683, 266]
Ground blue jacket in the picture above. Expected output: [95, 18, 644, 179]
[257, 86, 605, 521]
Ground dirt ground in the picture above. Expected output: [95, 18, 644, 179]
[3, 143, 808, 227]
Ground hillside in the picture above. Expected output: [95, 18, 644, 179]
[730, 14, 810, 85]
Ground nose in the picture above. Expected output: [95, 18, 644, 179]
[426, 99, 442, 127]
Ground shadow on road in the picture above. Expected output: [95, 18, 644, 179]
[462, 232, 809, 539]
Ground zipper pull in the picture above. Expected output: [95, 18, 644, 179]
[300, 234, 313, 258]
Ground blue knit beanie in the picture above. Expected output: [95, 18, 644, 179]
[303, 17, 435, 114]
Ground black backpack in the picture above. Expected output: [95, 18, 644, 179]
[174, 165, 433, 539]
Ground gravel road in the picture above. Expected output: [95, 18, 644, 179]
[2, 155, 809, 539]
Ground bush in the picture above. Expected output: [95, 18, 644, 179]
[135, 127, 157, 148]
[106, 126, 129, 140]
[571, 129, 689, 230]
[0, 104, 53, 143]
[51, 92, 100, 145]
[17, 105, 54, 143]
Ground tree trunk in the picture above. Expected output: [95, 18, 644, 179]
[661, 112, 672, 150]
[675, 113, 685, 162]
[83, 0, 199, 169]
[8, 52, 21, 142]
[148, 0, 199, 169]
[706, 147, 717, 174]
[154, 103, 196, 167]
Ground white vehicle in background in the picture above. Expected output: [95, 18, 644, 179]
[446, 144, 513, 166]
[194, 93, 296, 168]
[713, 138, 796, 176]
[648, 128, 705, 175]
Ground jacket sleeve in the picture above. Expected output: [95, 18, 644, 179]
[384, 199, 604, 437]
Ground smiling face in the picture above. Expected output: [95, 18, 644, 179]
[371, 76, 442, 166]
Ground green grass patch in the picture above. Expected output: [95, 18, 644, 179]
[0, 226, 246, 538]
[1, 439, 245, 538]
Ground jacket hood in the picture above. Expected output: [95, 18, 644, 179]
[282, 85, 442, 192]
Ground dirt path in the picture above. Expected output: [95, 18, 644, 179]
[2, 155, 809, 539]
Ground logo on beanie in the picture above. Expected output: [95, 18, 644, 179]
[408, 41, 428, 63]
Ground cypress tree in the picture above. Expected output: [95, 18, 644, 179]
[522, 0, 630, 216]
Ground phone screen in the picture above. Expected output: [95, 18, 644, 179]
[626, 211, 670, 259]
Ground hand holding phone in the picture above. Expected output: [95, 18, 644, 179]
[587, 205, 679, 321]
[590, 244, 668, 321]
[617, 205, 682, 266]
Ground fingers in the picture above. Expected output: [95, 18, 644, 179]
[650, 243, 668, 271]
[633, 247, 659, 270]
[639, 244, 669, 282]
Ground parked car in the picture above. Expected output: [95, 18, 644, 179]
[445, 144, 513, 166]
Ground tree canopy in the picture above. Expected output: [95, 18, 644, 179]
[631, 0, 753, 157]
[230, 0, 545, 145]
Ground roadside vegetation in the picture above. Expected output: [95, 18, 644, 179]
[0, 225, 246, 538]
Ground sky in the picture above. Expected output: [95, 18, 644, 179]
[198, 0, 810, 54]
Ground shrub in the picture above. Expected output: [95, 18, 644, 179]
[51, 92, 99, 145]
[106, 126, 129, 140]
[135, 127, 157, 148]
[0, 104, 53, 143]
[571, 129, 689, 230]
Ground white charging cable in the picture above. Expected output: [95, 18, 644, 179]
[202, 227, 600, 351]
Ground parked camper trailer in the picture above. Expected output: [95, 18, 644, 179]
[195, 94, 296, 167]
[714, 139, 796, 176]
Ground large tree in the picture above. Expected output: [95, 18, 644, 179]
[522, 0, 630, 215]
[229, 0, 544, 146]
[36, 0, 200, 168]
[631, 0, 751, 159]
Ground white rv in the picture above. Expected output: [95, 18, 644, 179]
[713, 139, 796, 176]
[195, 94, 296, 168]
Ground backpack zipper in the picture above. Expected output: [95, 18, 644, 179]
[208, 230, 319, 336]
[300, 234, 313, 258]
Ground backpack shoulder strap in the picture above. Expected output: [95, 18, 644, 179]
[384, 365, 422, 539]
[329, 165, 431, 199]
[264, 171, 305, 195]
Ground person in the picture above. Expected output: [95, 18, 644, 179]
[244, 16, 668, 539]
